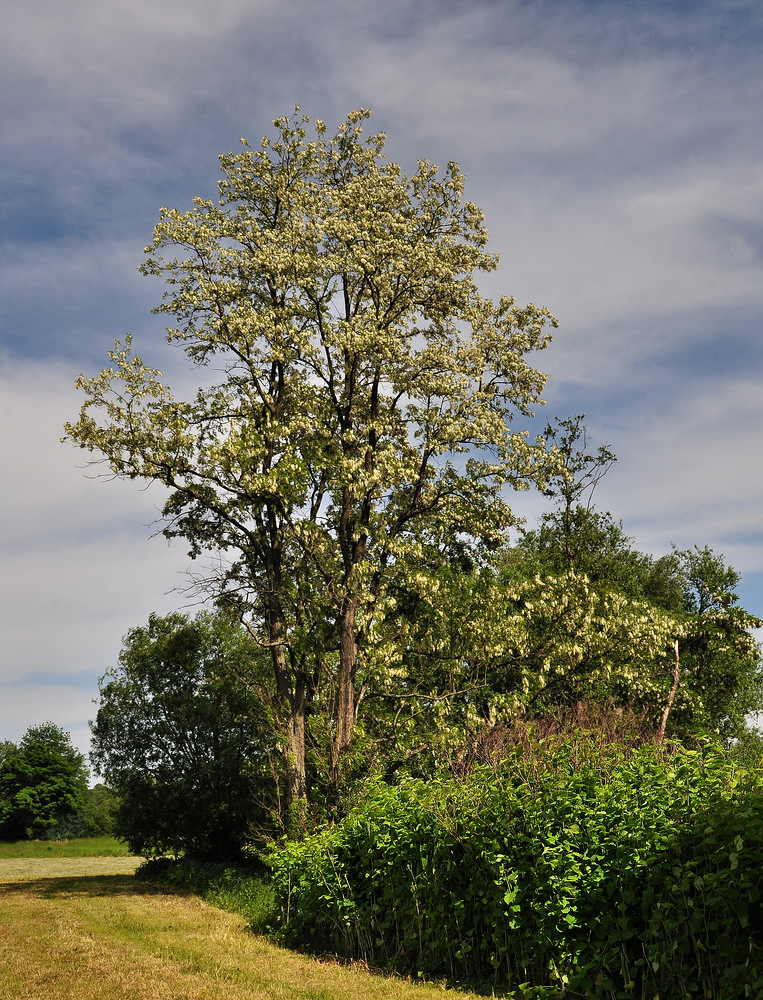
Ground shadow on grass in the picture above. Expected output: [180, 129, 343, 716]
[0, 875, 190, 899]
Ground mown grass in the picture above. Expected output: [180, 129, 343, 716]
[0, 836, 131, 858]
[0, 863, 488, 1000]
[0, 856, 143, 881]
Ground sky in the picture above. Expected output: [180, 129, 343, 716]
[2, 0, 762, 767]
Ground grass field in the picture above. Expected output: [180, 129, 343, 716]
[0, 836, 131, 859]
[0, 856, 487, 1000]
[0, 856, 143, 880]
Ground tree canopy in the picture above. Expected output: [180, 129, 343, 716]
[65, 108, 558, 807]
[0, 724, 89, 840]
[91, 610, 277, 859]
[64, 108, 761, 844]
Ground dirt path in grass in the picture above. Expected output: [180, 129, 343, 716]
[0, 870, 482, 1000]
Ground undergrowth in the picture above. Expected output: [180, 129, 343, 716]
[137, 856, 277, 934]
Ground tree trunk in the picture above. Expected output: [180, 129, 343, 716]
[327, 599, 358, 798]
[269, 610, 308, 814]
[657, 639, 680, 744]
[336, 599, 357, 751]
[285, 689, 307, 806]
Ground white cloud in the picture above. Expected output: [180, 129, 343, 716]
[3, 0, 272, 123]
[0, 362, 191, 752]
[0, 361, 162, 545]
[489, 159, 763, 386]
[589, 376, 763, 580]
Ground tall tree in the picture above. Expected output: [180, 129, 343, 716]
[540, 415, 616, 571]
[507, 505, 685, 610]
[65, 109, 556, 806]
[506, 417, 685, 610]
[503, 508, 761, 736]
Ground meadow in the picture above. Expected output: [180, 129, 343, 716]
[0, 843, 486, 1000]
[0, 836, 130, 859]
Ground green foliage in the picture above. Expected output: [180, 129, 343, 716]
[506, 507, 684, 611]
[80, 783, 120, 837]
[673, 546, 763, 740]
[268, 738, 763, 998]
[501, 504, 762, 737]
[375, 555, 682, 738]
[0, 741, 16, 767]
[494, 416, 761, 740]
[91, 610, 279, 859]
[137, 856, 276, 934]
[0, 835, 130, 858]
[730, 728, 763, 769]
[0, 724, 88, 840]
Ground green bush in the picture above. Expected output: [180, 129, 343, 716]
[80, 783, 119, 837]
[267, 738, 763, 998]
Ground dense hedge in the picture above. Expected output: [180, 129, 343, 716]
[268, 739, 763, 998]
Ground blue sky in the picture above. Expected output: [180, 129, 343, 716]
[2, 0, 762, 764]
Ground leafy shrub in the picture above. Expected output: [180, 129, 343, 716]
[267, 737, 763, 998]
[80, 783, 120, 837]
[730, 727, 763, 770]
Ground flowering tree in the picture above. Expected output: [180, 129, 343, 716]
[65, 109, 557, 807]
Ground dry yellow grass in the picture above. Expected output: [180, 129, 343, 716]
[0, 863, 485, 1000]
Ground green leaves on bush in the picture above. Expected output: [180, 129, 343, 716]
[267, 738, 763, 998]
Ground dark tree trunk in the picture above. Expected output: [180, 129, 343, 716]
[268, 609, 308, 814]
[336, 599, 357, 751]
